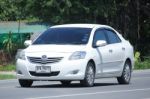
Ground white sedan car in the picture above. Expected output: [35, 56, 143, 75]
[16, 24, 134, 87]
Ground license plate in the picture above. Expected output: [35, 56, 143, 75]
[36, 66, 51, 73]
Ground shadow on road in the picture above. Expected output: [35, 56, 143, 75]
[17, 82, 119, 88]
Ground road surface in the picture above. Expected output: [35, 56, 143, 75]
[0, 70, 150, 99]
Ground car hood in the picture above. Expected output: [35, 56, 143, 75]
[25, 45, 87, 53]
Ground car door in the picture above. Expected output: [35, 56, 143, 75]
[93, 29, 109, 75]
[101, 29, 125, 76]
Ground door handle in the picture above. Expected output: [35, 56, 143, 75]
[122, 47, 125, 51]
[109, 49, 113, 53]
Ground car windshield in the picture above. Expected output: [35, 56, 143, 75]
[33, 27, 92, 45]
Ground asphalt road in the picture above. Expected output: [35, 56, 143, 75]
[0, 70, 150, 99]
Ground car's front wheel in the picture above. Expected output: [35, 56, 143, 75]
[80, 62, 95, 87]
[19, 79, 33, 87]
[117, 61, 131, 84]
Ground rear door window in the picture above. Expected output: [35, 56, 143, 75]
[104, 29, 121, 44]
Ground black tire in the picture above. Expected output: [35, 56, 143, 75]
[117, 61, 132, 84]
[19, 79, 33, 87]
[60, 81, 71, 86]
[80, 62, 95, 87]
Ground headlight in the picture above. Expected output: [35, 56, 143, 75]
[69, 51, 86, 60]
[18, 51, 26, 60]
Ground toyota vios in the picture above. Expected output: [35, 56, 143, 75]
[16, 24, 134, 87]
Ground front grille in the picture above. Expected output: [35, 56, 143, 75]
[29, 71, 60, 77]
[27, 57, 63, 64]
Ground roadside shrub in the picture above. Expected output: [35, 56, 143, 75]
[134, 52, 150, 69]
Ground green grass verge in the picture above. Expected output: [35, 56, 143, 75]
[0, 64, 16, 71]
[134, 59, 150, 70]
[0, 74, 16, 80]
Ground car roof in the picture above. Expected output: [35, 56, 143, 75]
[51, 24, 111, 29]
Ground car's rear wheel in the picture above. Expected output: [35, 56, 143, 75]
[60, 81, 71, 86]
[117, 61, 131, 84]
[19, 79, 33, 87]
[80, 62, 95, 87]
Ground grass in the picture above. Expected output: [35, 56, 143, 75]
[0, 74, 16, 80]
[0, 64, 16, 71]
[134, 59, 150, 70]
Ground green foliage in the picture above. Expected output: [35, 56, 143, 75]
[2, 31, 16, 58]
[134, 51, 150, 69]
[0, 33, 30, 60]
[0, 0, 150, 57]
[134, 51, 140, 63]
[3, 32, 13, 52]
[0, 0, 29, 21]
[0, 64, 16, 71]
[134, 58, 150, 70]
[0, 74, 15, 80]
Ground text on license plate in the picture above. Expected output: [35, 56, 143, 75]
[36, 66, 51, 73]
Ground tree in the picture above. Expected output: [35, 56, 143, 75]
[0, 0, 149, 57]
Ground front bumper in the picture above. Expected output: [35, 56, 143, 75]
[16, 59, 87, 81]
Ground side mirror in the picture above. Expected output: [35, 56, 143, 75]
[96, 40, 107, 47]
[24, 40, 32, 47]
